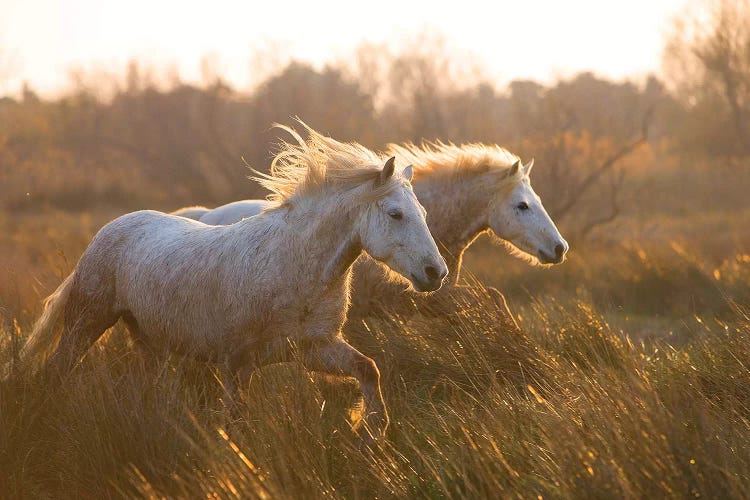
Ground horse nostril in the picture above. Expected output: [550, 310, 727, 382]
[554, 244, 565, 259]
[425, 266, 440, 281]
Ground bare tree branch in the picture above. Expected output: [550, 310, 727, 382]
[579, 168, 626, 239]
[666, 0, 750, 156]
[556, 107, 652, 221]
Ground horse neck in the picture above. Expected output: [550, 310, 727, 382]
[413, 172, 494, 284]
[283, 193, 364, 288]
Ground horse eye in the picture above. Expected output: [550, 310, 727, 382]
[517, 202, 529, 211]
[388, 209, 403, 220]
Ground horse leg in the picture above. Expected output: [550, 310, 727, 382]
[216, 363, 259, 430]
[486, 286, 521, 332]
[47, 285, 120, 378]
[47, 311, 119, 378]
[121, 311, 164, 373]
[300, 337, 388, 442]
[222, 337, 294, 419]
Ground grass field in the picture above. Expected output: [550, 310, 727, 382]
[1, 203, 750, 498]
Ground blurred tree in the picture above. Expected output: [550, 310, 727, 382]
[250, 61, 375, 145]
[501, 73, 662, 240]
[0, 33, 700, 241]
[0, 46, 21, 98]
[344, 33, 485, 144]
[664, 0, 750, 156]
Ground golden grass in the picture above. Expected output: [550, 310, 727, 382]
[2, 208, 750, 498]
[2, 284, 750, 497]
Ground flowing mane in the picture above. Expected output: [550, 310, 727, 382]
[387, 142, 524, 185]
[169, 137, 568, 318]
[254, 123, 401, 204]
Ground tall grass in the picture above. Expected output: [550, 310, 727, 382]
[3, 276, 750, 498]
[2, 201, 749, 497]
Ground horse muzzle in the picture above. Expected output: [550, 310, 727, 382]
[410, 261, 448, 292]
[538, 242, 568, 264]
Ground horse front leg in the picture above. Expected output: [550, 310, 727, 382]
[222, 337, 294, 417]
[300, 337, 389, 443]
[219, 363, 254, 424]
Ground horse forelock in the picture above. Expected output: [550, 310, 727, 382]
[254, 121, 402, 206]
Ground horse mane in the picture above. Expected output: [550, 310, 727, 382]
[386, 141, 525, 186]
[254, 122, 400, 204]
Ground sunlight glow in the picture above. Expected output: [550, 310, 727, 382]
[1, 0, 687, 96]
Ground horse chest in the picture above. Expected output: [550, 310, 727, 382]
[270, 286, 347, 338]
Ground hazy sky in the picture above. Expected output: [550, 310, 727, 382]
[1, 0, 687, 96]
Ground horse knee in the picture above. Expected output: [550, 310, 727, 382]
[353, 355, 381, 388]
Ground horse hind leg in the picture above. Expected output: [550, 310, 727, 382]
[222, 337, 295, 420]
[121, 311, 163, 369]
[46, 282, 120, 377]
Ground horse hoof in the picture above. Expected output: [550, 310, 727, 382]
[357, 429, 386, 453]
[354, 412, 389, 450]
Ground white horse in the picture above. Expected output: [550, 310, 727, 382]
[175, 142, 568, 312]
[198, 200, 269, 225]
[171, 201, 268, 223]
[171, 205, 210, 220]
[19, 124, 448, 441]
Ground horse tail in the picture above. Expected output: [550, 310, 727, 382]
[16, 272, 76, 373]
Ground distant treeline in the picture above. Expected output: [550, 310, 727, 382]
[1, 21, 748, 239]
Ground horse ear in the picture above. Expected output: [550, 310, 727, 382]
[523, 158, 534, 175]
[380, 156, 396, 183]
[509, 160, 520, 176]
[403, 164, 414, 182]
